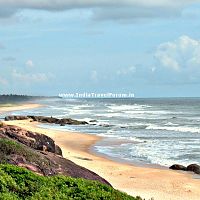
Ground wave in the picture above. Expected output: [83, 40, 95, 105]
[95, 113, 122, 118]
[124, 110, 173, 115]
[164, 122, 179, 126]
[107, 104, 152, 111]
[146, 124, 200, 133]
[72, 104, 94, 109]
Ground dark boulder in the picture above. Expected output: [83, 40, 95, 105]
[0, 124, 111, 186]
[169, 164, 187, 171]
[89, 120, 97, 123]
[0, 125, 62, 156]
[187, 164, 200, 175]
[5, 115, 88, 126]
[5, 116, 29, 121]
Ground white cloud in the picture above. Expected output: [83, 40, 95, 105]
[154, 35, 200, 84]
[26, 59, 34, 67]
[0, 0, 199, 21]
[12, 69, 49, 82]
[155, 35, 200, 71]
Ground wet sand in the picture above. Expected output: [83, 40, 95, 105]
[4, 119, 200, 200]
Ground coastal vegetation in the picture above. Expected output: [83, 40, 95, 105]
[0, 94, 55, 105]
[0, 122, 142, 200]
[0, 164, 141, 200]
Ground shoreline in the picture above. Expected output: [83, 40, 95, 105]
[0, 103, 42, 114]
[37, 123, 167, 170]
[38, 123, 169, 170]
[91, 137, 169, 170]
[4, 119, 200, 200]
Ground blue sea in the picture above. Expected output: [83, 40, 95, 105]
[7, 97, 200, 167]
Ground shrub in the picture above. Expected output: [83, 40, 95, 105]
[0, 164, 141, 200]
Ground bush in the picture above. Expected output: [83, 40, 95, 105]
[0, 164, 141, 200]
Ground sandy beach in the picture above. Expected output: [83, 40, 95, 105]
[0, 103, 42, 114]
[3, 118, 200, 200]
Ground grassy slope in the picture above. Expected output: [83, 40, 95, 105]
[0, 138, 142, 200]
[0, 164, 141, 200]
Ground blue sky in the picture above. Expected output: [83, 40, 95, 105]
[0, 0, 200, 97]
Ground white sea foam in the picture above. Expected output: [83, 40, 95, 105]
[107, 104, 152, 111]
[124, 110, 172, 115]
[80, 118, 94, 122]
[26, 98, 200, 167]
[146, 124, 200, 133]
[129, 138, 200, 166]
[164, 122, 179, 126]
[95, 113, 122, 118]
[72, 104, 94, 109]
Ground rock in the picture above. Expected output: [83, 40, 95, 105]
[0, 125, 111, 186]
[187, 164, 200, 174]
[55, 145, 62, 156]
[45, 153, 111, 186]
[5, 116, 29, 121]
[5, 115, 88, 126]
[17, 163, 42, 174]
[89, 120, 97, 123]
[169, 164, 187, 171]
[100, 124, 110, 127]
[0, 124, 62, 156]
[171, 163, 200, 175]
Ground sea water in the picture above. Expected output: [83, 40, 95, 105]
[8, 97, 200, 167]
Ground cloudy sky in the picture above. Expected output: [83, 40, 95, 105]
[1, 0, 200, 97]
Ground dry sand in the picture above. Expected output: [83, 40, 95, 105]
[4, 119, 200, 200]
[0, 103, 41, 114]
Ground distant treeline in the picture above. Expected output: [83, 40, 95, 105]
[0, 94, 47, 103]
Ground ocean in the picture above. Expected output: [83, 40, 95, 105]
[7, 97, 200, 167]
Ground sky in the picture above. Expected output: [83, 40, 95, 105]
[0, 0, 200, 97]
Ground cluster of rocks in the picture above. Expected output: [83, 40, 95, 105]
[5, 115, 88, 126]
[0, 122, 111, 186]
[170, 164, 200, 175]
[0, 124, 62, 156]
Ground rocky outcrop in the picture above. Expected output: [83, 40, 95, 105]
[0, 123, 111, 186]
[169, 164, 187, 171]
[170, 164, 200, 175]
[187, 164, 200, 175]
[0, 124, 62, 156]
[5, 116, 29, 121]
[5, 115, 88, 126]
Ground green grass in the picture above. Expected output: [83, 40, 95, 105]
[0, 164, 141, 200]
[0, 139, 52, 170]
